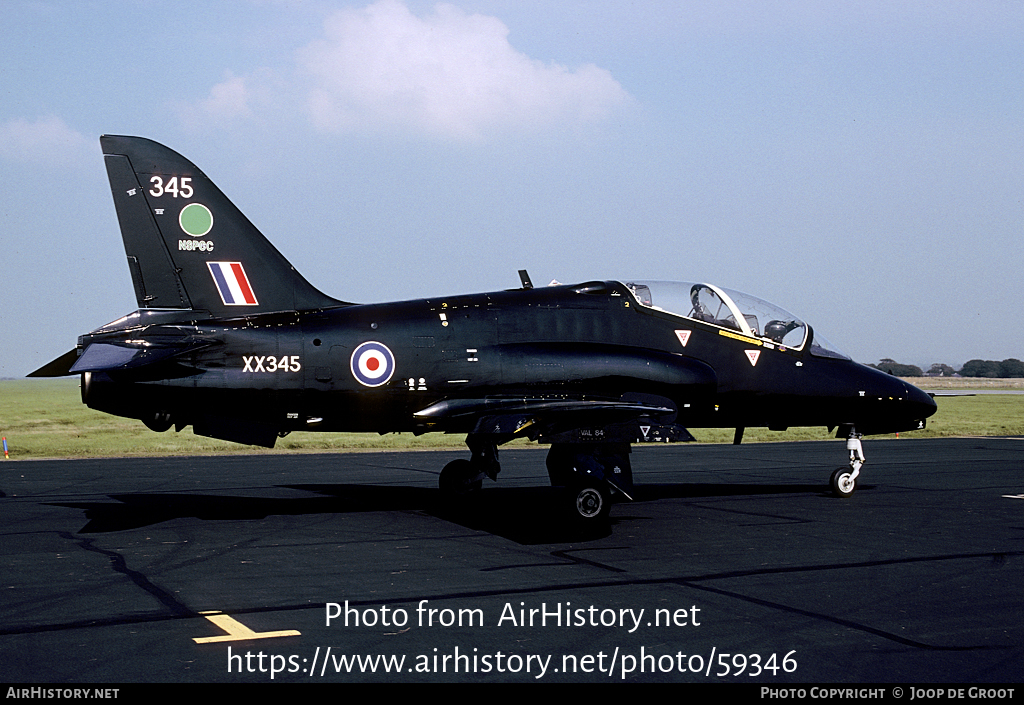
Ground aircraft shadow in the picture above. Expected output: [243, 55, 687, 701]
[631, 482, 836, 500]
[49, 481, 834, 544]
[49, 486, 436, 534]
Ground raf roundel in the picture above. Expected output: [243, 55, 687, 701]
[351, 342, 396, 387]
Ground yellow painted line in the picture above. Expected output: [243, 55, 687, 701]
[193, 611, 301, 644]
[717, 329, 761, 345]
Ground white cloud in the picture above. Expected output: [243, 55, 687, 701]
[0, 116, 90, 166]
[196, 73, 253, 122]
[180, 1, 626, 139]
[299, 1, 629, 140]
[176, 71, 271, 132]
[183, 1, 630, 140]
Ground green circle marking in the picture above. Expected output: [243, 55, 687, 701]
[179, 203, 214, 237]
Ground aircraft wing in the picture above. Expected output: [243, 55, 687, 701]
[413, 395, 694, 442]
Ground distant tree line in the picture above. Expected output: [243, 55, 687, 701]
[957, 359, 1024, 378]
[869, 358, 1024, 378]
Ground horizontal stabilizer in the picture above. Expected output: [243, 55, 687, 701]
[32, 340, 215, 376]
[27, 349, 80, 378]
[70, 343, 142, 372]
[83, 341, 213, 374]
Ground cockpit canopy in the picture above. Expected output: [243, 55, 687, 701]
[624, 281, 849, 359]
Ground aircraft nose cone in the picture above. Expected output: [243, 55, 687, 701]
[906, 381, 938, 421]
[856, 366, 937, 433]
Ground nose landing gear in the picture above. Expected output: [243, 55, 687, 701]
[830, 430, 864, 498]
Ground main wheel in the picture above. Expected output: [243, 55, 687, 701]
[546, 445, 576, 486]
[830, 467, 856, 498]
[439, 459, 482, 495]
[143, 411, 173, 433]
[566, 480, 610, 524]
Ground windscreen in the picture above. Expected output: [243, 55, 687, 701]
[623, 281, 849, 359]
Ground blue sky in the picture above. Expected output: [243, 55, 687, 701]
[2, 0, 1022, 378]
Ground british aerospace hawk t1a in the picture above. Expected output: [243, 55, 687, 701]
[30, 136, 937, 525]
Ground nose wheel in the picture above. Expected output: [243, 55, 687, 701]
[830, 467, 857, 498]
[831, 430, 864, 498]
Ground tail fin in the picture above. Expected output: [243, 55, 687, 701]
[101, 135, 345, 314]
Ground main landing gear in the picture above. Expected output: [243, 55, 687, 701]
[438, 458, 484, 495]
[438, 434, 499, 496]
[547, 443, 633, 525]
[830, 429, 864, 498]
[436, 437, 631, 526]
[566, 481, 610, 524]
[546, 445, 608, 525]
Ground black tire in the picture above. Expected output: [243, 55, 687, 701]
[546, 445, 576, 487]
[143, 411, 173, 433]
[439, 459, 482, 495]
[567, 480, 610, 523]
[830, 467, 856, 498]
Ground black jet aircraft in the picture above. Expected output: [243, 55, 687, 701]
[31, 136, 936, 525]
